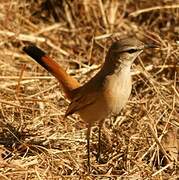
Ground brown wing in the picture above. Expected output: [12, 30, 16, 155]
[65, 91, 99, 117]
[65, 69, 104, 117]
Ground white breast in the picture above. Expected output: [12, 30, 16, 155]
[103, 65, 132, 114]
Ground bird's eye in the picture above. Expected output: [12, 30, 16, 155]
[127, 49, 138, 53]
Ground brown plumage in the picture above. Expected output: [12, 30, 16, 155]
[23, 37, 156, 172]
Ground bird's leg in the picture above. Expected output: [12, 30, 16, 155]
[96, 120, 104, 163]
[87, 124, 91, 173]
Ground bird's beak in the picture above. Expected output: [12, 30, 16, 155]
[138, 44, 159, 51]
[144, 44, 159, 49]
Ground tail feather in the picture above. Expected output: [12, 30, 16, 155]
[23, 45, 80, 100]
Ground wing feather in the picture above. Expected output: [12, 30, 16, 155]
[65, 91, 99, 117]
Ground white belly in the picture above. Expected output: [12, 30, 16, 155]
[103, 66, 132, 114]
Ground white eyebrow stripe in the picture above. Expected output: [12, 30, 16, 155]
[113, 45, 144, 53]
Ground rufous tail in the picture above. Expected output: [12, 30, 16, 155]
[23, 45, 80, 100]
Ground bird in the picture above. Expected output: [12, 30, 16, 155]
[23, 37, 156, 172]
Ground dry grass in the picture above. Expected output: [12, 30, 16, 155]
[0, 0, 178, 179]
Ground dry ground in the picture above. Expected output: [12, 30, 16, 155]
[0, 0, 178, 179]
